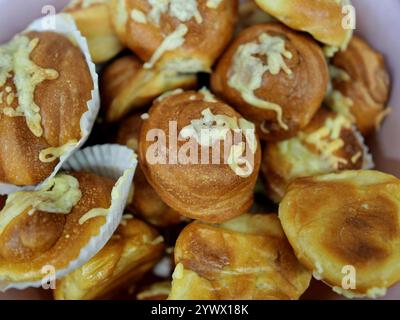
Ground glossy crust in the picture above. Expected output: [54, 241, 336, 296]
[100, 55, 197, 122]
[0, 31, 92, 186]
[211, 23, 328, 141]
[331, 36, 391, 136]
[261, 109, 365, 202]
[137, 281, 171, 300]
[168, 214, 311, 300]
[254, 0, 353, 49]
[139, 90, 261, 222]
[64, 0, 124, 63]
[0, 172, 115, 283]
[116, 113, 184, 227]
[54, 218, 164, 300]
[109, 0, 238, 72]
[279, 170, 400, 298]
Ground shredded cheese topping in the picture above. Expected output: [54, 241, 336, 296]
[156, 88, 184, 102]
[325, 90, 355, 123]
[144, 23, 188, 69]
[39, 140, 78, 163]
[0, 174, 82, 235]
[206, 0, 223, 9]
[79, 208, 108, 225]
[147, 0, 202, 25]
[199, 87, 217, 102]
[228, 33, 292, 130]
[130, 9, 147, 24]
[0, 35, 59, 137]
[180, 107, 257, 177]
[329, 65, 350, 82]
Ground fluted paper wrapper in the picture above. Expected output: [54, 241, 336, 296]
[0, 13, 100, 195]
[0, 144, 137, 291]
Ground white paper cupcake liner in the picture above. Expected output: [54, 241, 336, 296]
[0, 13, 100, 195]
[353, 126, 375, 170]
[0, 144, 137, 291]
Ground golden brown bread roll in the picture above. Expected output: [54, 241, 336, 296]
[137, 281, 170, 300]
[261, 109, 370, 202]
[0, 172, 115, 283]
[54, 217, 165, 300]
[64, 0, 124, 63]
[139, 89, 261, 222]
[254, 0, 353, 50]
[327, 36, 391, 136]
[116, 113, 185, 227]
[211, 23, 329, 141]
[168, 214, 311, 300]
[109, 0, 238, 72]
[237, 0, 276, 32]
[279, 170, 400, 298]
[100, 55, 197, 122]
[0, 31, 92, 186]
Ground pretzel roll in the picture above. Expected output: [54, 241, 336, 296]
[254, 0, 353, 50]
[64, 0, 124, 63]
[116, 113, 184, 227]
[139, 89, 261, 222]
[327, 36, 391, 136]
[262, 109, 370, 202]
[109, 0, 238, 72]
[280, 170, 400, 298]
[211, 23, 328, 141]
[168, 214, 311, 300]
[100, 55, 197, 122]
[0, 172, 115, 283]
[0, 32, 92, 186]
[54, 217, 165, 300]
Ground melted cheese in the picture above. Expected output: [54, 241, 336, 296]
[206, 0, 223, 9]
[278, 114, 352, 177]
[0, 35, 59, 137]
[325, 90, 355, 123]
[147, 0, 202, 25]
[0, 174, 81, 235]
[199, 87, 216, 102]
[79, 208, 108, 225]
[228, 33, 292, 130]
[329, 65, 350, 82]
[143, 23, 188, 69]
[39, 140, 78, 163]
[180, 107, 257, 177]
[130, 9, 147, 24]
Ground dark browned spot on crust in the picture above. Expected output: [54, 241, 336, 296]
[324, 195, 398, 266]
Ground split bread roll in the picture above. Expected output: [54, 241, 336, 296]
[327, 36, 391, 136]
[64, 0, 124, 63]
[109, 0, 238, 72]
[261, 109, 370, 202]
[54, 217, 165, 300]
[254, 0, 353, 50]
[116, 113, 185, 227]
[100, 55, 197, 122]
[168, 214, 312, 300]
[279, 170, 400, 298]
[211, 23, 328, 141]
[0, 31, 92, 186]
[0, 172, 115, 283]
[139, 89, 261, 222]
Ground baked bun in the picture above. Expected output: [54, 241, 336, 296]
[54, 217, 164, 300]
[109, 0, 238, 72]
[237, 0, 276, 32]
[211, 23, 328, 141]
[0, 31, 92, 185]
[279, 170, 400, 298]
[0, 172, 115, 283]
[168, 214, 311, 300]
[139, 89, 261, 222]
[100, 55, 197, 122]
[137, 281, 170, 300]
[327, 36, 391, 136]
[116, 113, 184, 227]
[254, 0, 353, 50]
[64, 0, 124, 63]
[262, 109, 369, 202]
